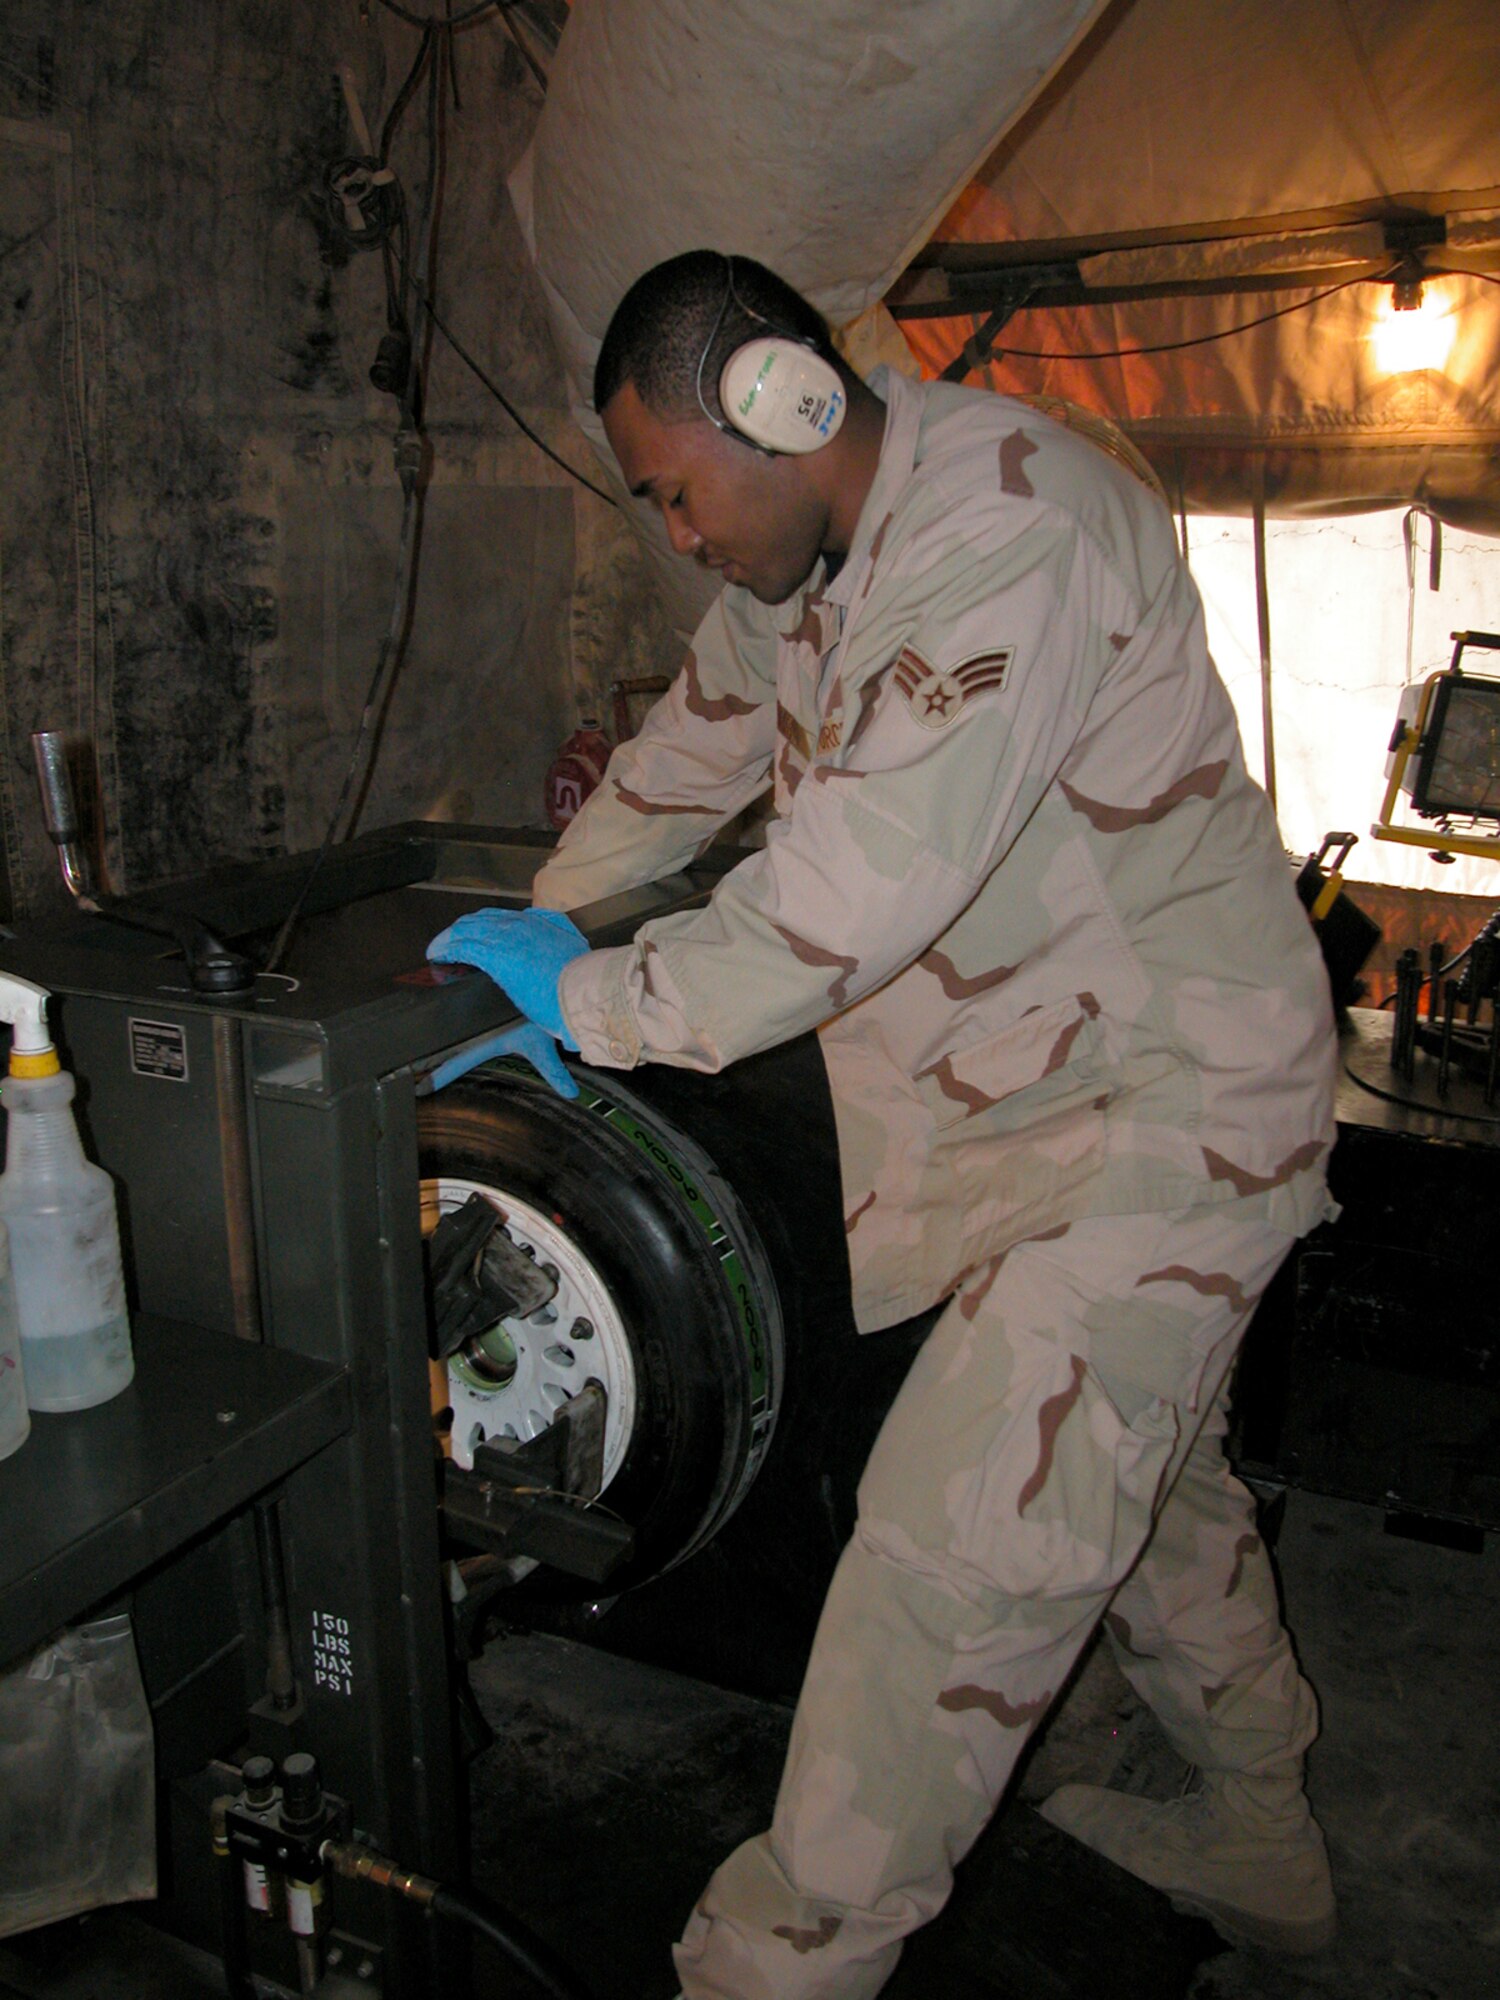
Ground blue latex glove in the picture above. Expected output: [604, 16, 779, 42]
[428, 1021, 580, 1098]
[426, 908, 589, 1044]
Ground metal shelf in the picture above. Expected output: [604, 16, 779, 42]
[0, 1316, 350, 1665]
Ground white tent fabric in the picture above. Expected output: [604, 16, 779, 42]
[941, 0, 1499, 244]
[507, 1, 1500, 920]
[522, 0, 1109, 344]
[518, 0, 1500, 590]
[1194, 512, 1500, 894]
[898, 0, 1500, 528]
[512, 0, 1109, 634]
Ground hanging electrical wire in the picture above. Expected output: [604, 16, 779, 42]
[972, 267, 1400, 364]
[264, 457, 423, 971]
[270, 26, 450, 968]
[372, 0, 552, 91]
[398, 261, 618, 506]
[374, 0, 502, 28]
[276, 2, 601, 969]
[324, 33, 610, 505]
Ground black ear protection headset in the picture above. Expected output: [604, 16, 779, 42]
[696, 254, 848, 455]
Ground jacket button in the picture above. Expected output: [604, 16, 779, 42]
[609, 1040, 629, 1062]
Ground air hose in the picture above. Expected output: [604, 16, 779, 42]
[322, 1841, 599, 2000]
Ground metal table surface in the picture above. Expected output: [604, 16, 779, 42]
[0, 1316, 350, 1665]
[1337, 1004, 1500, 1145]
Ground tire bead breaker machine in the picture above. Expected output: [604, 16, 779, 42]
[0, 771, 748, 1999]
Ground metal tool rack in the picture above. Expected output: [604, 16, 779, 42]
[1235, 1006, 1500, 1541]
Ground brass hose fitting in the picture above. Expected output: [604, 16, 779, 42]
[320, 1840, 439, 1907]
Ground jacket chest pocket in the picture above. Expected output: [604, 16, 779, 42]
[915, 994, 1113, 1132]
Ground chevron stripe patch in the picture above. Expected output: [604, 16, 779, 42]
[892, 646, 1014, 730]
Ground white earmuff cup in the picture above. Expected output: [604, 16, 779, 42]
[719, 341, 847, 455]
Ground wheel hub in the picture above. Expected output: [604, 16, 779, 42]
[422, 1177, 637, 1489]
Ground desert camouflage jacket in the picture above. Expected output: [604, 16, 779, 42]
[534, 369, 1338, 1332]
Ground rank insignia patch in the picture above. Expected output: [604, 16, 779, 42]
[893, 646, 1014, 730]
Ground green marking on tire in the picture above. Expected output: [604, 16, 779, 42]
[470, 1059, 780, 1538]
[592, 1098, 769, 1408]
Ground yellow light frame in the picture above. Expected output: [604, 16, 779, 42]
[1371, 670, 1500, 862]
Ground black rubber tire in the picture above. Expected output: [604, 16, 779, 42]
[418, 1060, 783, 1594]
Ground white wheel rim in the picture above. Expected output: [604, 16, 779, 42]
[421, 1176, 637, 1491]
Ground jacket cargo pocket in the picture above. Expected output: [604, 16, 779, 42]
[914, 994, 1113, 1133]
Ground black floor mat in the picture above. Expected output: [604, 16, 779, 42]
[465, 1630, 1221, 2000]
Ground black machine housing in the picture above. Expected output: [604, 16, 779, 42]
[0, 822, 838, 1997]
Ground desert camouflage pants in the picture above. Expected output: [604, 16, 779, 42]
[674, 1202, 1319, 1999]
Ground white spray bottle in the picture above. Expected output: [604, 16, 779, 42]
[0, 973, 133, 1411]
[0, 1190, 24, 1459]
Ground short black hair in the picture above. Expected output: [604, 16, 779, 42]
[593, 250, 839, 426]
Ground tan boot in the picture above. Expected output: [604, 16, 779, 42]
[1038, 1780, 1337, 1955]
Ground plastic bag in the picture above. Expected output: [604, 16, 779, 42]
[0, 1611, 156, 1937]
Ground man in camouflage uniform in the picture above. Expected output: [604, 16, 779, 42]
[431, 252, 1339, 1997]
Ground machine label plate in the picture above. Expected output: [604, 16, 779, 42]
[128, 1017, 189, 1081]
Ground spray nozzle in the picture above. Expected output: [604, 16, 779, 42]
[0, 973, 58, 1077]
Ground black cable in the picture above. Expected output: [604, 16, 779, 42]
[494, 4, 549, 91]
[445, 0, 463, 111]
[375, 0, 502, 29]
[379, 29, 433, 406]
[324, 129, 611, 500]
[273, 4, 594, 973]
[374, 0, 548, 89]
[331, 25, 432, 409]
[978, 268, 1396, 364]
[500, 10, 552, 91]
[405, 12, 445, 421]
[370, 43, 579, 486]
[381, 24, 436, 164]
[276, 21, 449, 953]
[264, 461, 424, 972]
[399, 260, 618, 505]
[410, 270, 1386, 502]
[1343, 1058, 1500, 1127]
[428, 1881, 598, 2000]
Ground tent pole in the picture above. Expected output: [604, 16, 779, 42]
[1253, 455, 1277, 812]
[939, 274, 1047, 382]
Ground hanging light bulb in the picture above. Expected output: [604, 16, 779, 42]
[1373, 280, 1457, 374]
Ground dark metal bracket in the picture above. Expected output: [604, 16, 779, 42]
[441, 1384, 633, 1585]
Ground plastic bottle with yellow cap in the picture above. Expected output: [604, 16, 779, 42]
[0, 973, 133, 1412]
[0, 1205, 25, 1459]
